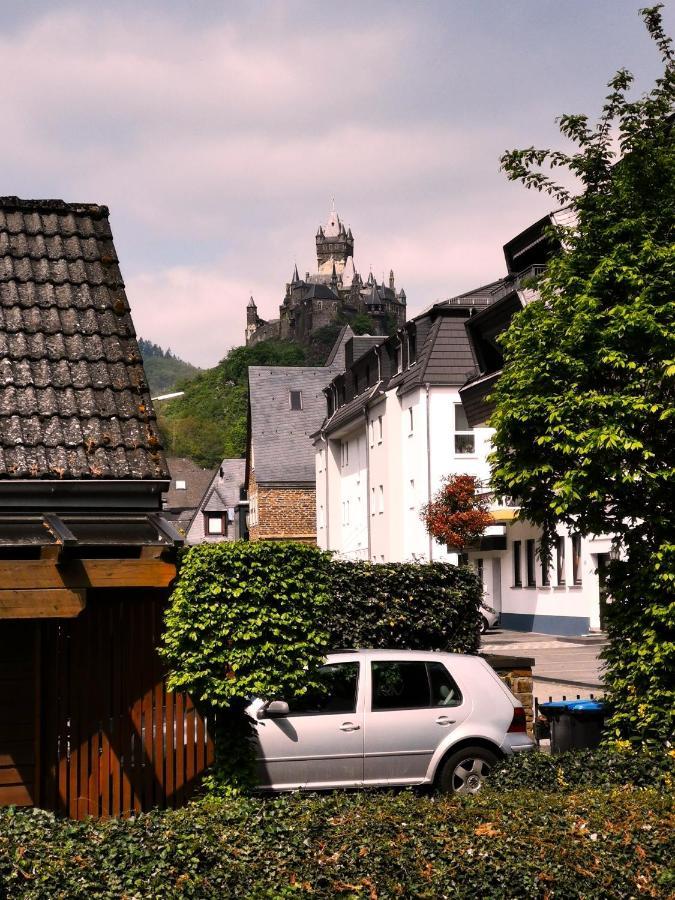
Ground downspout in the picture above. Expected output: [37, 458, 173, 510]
[323, 431, 330, 550]
[364, 408, 371, 560]
[425, 382, 433, 562]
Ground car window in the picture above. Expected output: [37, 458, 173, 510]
[428, 661, 462, 707]
[371, 661, 429, 710]
[371, 661, 462, 710]
[286, 662, 359, 716]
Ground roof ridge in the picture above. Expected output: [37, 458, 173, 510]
[0, 197, 109, 218]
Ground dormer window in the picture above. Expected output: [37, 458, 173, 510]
[407, 331, 416, 366]
[395, 343, 403, 374]
[289, 390, 302, 410]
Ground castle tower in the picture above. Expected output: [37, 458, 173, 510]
[245, 296, 259, 343]
[316, 199, 354, 276]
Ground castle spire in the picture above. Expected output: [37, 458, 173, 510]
[291, 263, 299, 283]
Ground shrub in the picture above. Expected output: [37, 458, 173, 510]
[0, 789, 672, 898]
[328, 560, 482, 654]
[421, 474, 493, 549]
[490, 746, 675, 793]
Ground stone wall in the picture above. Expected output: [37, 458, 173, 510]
[248, 471, 316, 542]
[481, 653, 534, 737]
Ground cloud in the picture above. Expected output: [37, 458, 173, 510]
[3, 1, 671, 366]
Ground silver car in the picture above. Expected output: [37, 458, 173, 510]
[248, 649, 532, 794]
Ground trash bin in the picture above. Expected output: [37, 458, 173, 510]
[539, 700, 606, 754]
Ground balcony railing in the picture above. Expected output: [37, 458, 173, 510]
[489, 264, 548, 303]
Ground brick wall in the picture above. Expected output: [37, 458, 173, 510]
[248, 471, 317, 543]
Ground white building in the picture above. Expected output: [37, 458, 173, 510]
[315, 213, 610, 636]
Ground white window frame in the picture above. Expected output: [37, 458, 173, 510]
[175, 479, 187, 490]
[453, 403, 475, 456]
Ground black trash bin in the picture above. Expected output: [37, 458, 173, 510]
[539, 700, 606, 754]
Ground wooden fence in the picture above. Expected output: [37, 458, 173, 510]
[1, 591, 214, 819]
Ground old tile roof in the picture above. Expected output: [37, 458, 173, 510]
[0, 197, 168, 480]
[201, 458, 246, 513]
[165, 456, 218, 512]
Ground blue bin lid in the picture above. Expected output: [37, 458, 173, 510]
[540, 699, 605, 713]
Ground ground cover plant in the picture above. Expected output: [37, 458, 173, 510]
[490, 6, 675, 747]
[0, 786, 672, 898]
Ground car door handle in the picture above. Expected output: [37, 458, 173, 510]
[436, 716, 456, 726]
[339, 722, 361, 732]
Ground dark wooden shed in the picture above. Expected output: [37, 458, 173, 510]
[0, 198, 212, 817]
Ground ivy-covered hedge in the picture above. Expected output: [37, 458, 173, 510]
[491, 746, 675, 792]
[1, 789, 672, 898]
[327, 560, 482, 654]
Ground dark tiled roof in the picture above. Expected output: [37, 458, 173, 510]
[165, 456, 218, 511]
[0, 197, 168, 480]
[458, 370, 501, 427]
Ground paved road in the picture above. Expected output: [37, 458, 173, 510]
[481, 629, 606, 702]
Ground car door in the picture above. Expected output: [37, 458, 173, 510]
[252, 659, 364, 790]
[363, 659, 469, 785]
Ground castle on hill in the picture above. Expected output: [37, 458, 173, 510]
[245, 202, 407, 346]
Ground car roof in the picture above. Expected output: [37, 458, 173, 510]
[327, 648, 476, 660]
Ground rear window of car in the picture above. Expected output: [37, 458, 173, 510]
[371, 661, 462, 711]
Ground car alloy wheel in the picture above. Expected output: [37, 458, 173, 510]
[437, 745, 499, 794]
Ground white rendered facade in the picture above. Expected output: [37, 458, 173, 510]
[315, 324, 608, 636]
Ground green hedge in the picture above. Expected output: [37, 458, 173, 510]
[327, 560, 482, 654]
[491, 747, 675, 792]
[1, 789, 672, 898]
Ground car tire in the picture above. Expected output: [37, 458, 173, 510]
[480, 615, 489, 634]
[437, 745, 499, 795]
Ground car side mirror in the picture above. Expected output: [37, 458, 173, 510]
[258, 700, 290, 719]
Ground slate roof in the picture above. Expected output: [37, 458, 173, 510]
[201, 458, 246, 513]
[249, 366, 335, 484]
[0, 197, 168, 481]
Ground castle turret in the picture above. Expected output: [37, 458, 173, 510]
[316, 199, 354, 276]
[389, 269, 395, 290]
[246, 296, 259, 343]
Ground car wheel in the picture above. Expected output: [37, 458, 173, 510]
[480, 615, 489, 634]
[437, 746, 499, 795]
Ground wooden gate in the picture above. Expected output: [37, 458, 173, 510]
[37, 590, 214, 819]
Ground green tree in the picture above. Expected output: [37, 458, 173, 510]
[490, 6, 674, 746]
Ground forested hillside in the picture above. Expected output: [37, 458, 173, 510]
[138, 339, 201, 395]
[156, 340, 307, 467]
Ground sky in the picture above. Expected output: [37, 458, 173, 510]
[2, 1, 672, 367]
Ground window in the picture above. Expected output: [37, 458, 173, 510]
[370, 486, 375, 516]
[342, 500, 350, 526]
[526, 539, 536, 587]
[341, 440, 349, 468]
[475, 558, 484, 584]
[407, 331, 416, 365]
[409, 478, 415, 510]
[205, 514, 225, 535]
[289, 390, 302, 410]
[378, 484, 384, 514]
[454, 403, 475, 454]
[318, 505, 324, 529]
[377, 416, 383, 443]
[369, 421, 374, 447]
[371, 661, 462, 711]
[175, 479, 186, 490]
[408, 407, 414, 435]
[513, 540, 522, 587]
[317, 448, 324, 473]
[286, 662, 359, 716]
[540, 543, 550, 586]
[395, 343, 403, 373]
[556, 536, 566, 585]
[572, 534, 582, 585]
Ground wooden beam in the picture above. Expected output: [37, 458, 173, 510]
[0, 559, 176, 590]
[0, 589, 86, 619]
[40, 545, 62, 561]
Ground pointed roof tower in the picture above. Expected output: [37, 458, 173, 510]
[291, 263, 300, 284]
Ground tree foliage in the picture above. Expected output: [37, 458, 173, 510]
[157, 339, 306, 467]
[421, 475, 493, 549]
[491, 6, 674, 745]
